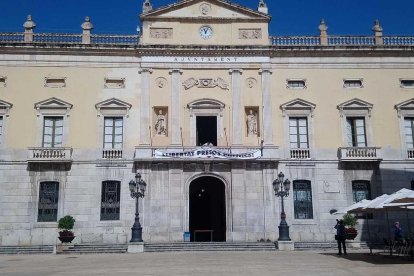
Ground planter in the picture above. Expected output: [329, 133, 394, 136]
[58, 235, 75, 243]
[345, 228, 358, 240]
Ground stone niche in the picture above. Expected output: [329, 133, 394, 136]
[245, 107, 260, 137]
[153, 107, 168, 137]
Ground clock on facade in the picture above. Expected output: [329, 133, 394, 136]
[199, 26, 213, 39]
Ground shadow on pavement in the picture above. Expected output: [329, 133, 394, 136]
[321, 253, 414, 265]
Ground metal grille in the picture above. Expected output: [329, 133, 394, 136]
[101, 181, 120, 221]
[38, 181, 59, 222]
[293, 180, 313, 219]
[352, 181, 371, 202]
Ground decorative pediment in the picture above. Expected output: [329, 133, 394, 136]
[0, 99, 13, 116]
[187, 99, 225, 110]
[95, 98, 132, 117]
[280, 98, 316, 116]
[34, 98, 73, 117]
[141, 0, 271, 21]
[337, 98, 373, 111]
[395, 98, 414, 117]
[337, 98, 373, 117]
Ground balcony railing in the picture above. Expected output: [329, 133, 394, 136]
[407, 149, 414, 159]
[102, 148, 123, 159]
[271, 35, 414, 46]
[28, 147, 73, 162]
[0, 32, 139, 45]
[290, 148, 311, 159]
[339, 147, 382, 161]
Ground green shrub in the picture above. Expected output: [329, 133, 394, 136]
[342, 213, 358, 228]
[58, 215, 75, 231]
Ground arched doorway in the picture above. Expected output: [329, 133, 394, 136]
[189, 176, 226, 242]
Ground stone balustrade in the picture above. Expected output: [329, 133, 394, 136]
[28, 147, 73, 162]
[102, 149, 123, 159]
[290, 148, 311, 159]
[407, 149, 414, 159]
[339, 147, 382, 161]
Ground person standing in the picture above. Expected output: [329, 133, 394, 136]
[334, 219, 347, 255]
[394, 221, 403, 242]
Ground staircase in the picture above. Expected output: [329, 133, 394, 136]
[59, 244, 128, 254]
[144, 242, 276, 252]
[293, 242, 337, 250]
[0, 245, 54, 255]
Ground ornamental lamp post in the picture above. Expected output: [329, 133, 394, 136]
[129, 172, 146, 242]
[273, 171, 291, 241]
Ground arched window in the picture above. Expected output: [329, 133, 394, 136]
[101, 181, 121, 221]
[38, 181, 59, 222]
[293, 180, 313, 219]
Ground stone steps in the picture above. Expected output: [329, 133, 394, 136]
[144, 242, 276, 252]
[59, 244, 128, 254]
[0, 245, 54, 255]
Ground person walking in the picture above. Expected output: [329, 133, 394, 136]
[334, 219, 347, 255]
[394, 221, 403, 242]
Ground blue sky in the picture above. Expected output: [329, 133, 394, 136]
[1, 0, 413, 36]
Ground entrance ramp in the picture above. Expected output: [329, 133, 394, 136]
[144, 242, 276, 252]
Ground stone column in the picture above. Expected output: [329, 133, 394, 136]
[260, 69, 273, 145]
[170, 69, 183, 145]
[139, 68, 153, 145]
[23, 15, 36, 43]
[372, 20, 383, 46]
[229, 69, 243, 145]
[318, 19, 328, 46]
[81, 16, 94, 45]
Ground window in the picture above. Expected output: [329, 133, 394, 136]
[104, 117, 123, 149]
[44, 77, 66, 88]
[287, 79, 306, 89]
[411, 180, 414, 190]
[289, 118, 309, 148]
[38, 181, 59, 222]
[343, 79, 363, 88]
[101, 181, 121, 221]
[400, 79, 414, 88]
[346, 117, 367, 147]
[43, 117, 63, 147]
[293, 180, 313, 219]
[404, 118, 414, 149]
[104, 78, 125, 89]
[352, 181, 371, 202]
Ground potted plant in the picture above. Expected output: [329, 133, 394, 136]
[58, 215, 76, 243]
[342, 213, 358, 240]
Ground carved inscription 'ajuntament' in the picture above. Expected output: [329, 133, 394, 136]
[150, 28, 173, 39]
[239, 29, 262, 39]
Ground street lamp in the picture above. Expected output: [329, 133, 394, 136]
[129, 172, 147, 242]
[273, 171, 291, 241]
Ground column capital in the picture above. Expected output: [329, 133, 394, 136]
[169, 69, 183, 75]
[139, 68, 153, 74]
[259, 68, 272, 75]
[229, 69, 243, 74]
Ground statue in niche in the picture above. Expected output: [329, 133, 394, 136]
[155, 110, 167, 136]
[247, 109, 258, 135]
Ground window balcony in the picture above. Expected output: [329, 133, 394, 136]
[290, 148, 311, 159]
[338, 147, 382, 162]
[28, 147, 73, 163]
[102, 148, 123, 159]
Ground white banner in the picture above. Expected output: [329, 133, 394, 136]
[154, 147, 262, 160]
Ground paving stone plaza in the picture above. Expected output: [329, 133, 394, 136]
[1, 250, 414, 276]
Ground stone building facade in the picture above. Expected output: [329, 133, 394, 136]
[0, 0, 414, 246]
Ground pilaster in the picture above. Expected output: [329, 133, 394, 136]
[229, 69, 243, 145]
[170, 69, 183, 145]
[260, 69, 273, 145]
[139, 68, 153, 145]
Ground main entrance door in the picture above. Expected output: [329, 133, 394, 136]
[189, 176, 226, 242]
